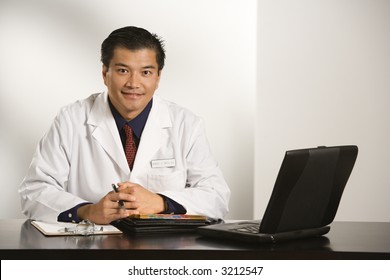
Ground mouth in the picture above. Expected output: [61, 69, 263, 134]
[121, 91, 144, 99]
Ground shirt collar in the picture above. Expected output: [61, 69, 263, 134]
[108, 97, 153, 139]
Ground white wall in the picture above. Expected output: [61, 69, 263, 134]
[2, 0, 388, 223]
[0, 0, 256, 219]
[256, 0, 390, 222]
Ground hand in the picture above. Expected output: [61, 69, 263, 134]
[77, 189, 136, 225]
[117, 182, 165, 214]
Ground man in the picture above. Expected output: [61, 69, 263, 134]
[19, 26, 230, 224]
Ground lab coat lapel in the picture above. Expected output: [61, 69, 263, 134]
[131, 96, 172, 178]
[87, 92, 129, 174]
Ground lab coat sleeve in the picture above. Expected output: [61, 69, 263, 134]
[159, 118, 231, 219]
[19, 107, 88, 222]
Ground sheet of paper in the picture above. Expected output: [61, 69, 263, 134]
[31, 220, 122, 236]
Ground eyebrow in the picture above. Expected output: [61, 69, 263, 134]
[114, 63, 156, 69]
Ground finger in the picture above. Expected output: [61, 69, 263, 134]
[116, 184, 134, 194]
[114, 184, 131, 193]
[117, 181, 135, 188]
[110, 209, 139, 221]
[122, 201, 140, 209]
[108, 211, 128, 222]
[125, 209, 140, 216]
[117, 182, 141, 190]
[110, 192, 136, 203]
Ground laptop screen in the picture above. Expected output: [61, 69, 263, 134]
[259, 145, 358, 234]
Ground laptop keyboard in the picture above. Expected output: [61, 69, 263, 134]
[231, 225, 260, 234]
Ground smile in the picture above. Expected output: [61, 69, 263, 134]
[121, 91, 144, 98]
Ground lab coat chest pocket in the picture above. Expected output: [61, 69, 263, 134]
[147, 170, 186, 192]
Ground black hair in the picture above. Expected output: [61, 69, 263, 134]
[101, 26, 166, 73]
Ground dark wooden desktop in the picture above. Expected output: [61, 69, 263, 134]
[0, 219, 389, 259]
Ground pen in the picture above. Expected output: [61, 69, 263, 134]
[112, 184, 125, 209]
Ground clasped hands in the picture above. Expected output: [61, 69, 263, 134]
[77, 182, 165, 224]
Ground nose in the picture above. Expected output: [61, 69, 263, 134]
[125, 73, 140, 88]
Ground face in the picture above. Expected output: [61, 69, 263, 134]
[102, 47, 161, 121]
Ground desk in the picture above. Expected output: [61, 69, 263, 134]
[0, 219, 389, 259]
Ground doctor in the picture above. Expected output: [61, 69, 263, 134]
[19, 26, 230, 224]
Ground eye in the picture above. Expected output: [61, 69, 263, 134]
[117, 68, 128, 74]
[142, 70, 152, 76]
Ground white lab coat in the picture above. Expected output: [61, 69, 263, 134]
[19, 92, 230, 222]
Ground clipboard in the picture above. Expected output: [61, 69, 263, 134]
[31, 220, 122, 236]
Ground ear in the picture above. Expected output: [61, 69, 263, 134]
[102, 65, 108, 86]
[156, 71, 162, 89]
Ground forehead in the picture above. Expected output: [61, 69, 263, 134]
[110, 47, 158, 67]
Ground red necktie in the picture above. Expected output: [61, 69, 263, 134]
[123, 124, 137, 170]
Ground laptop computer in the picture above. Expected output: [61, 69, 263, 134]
[197, 145, 358, 243]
